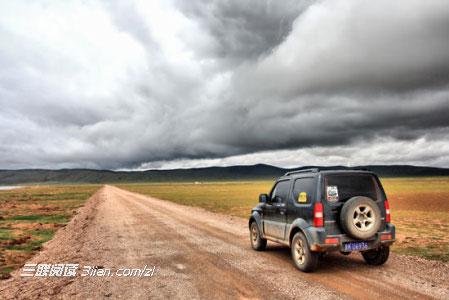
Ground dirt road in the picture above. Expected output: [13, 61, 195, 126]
[1, 186, 448, 299]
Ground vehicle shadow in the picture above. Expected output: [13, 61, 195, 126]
[263, 242, 380, 274]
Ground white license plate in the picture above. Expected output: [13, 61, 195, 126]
[344, 241, 369, 251]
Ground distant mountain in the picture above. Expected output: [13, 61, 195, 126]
[1, 164, 449, 185]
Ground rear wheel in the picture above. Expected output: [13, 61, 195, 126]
[362, 246, 390, 265]
[250, 222, 266, 251]
[291, 232, 318, 272]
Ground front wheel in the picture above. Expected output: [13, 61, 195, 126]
[362, 246, 390, 265]
[250, 222, 266, 251]
[291, 232, 318, 272]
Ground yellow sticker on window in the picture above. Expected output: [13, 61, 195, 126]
[298, 192, 307, 203]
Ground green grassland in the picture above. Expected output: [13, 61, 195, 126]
[119, 177, 449, 262]
[0, 185, 99, 278]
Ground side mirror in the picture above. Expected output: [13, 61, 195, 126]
[259, 194, 268, 203]
[273, 196, 282, 203]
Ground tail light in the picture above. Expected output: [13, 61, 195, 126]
[313, 202, 324, 227]
[384, 199, 391, 223]
[381, 233, 393, 241]
[325, 237, 339, 244]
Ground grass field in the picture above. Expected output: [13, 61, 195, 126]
[383, 178, 449, 261]
[119, 177, 449, 262]
[0, 185, 99, 278]
[0, 178, 447, 279]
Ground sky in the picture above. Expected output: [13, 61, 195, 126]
[1, 0, 449, 170]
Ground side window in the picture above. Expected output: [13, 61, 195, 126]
[293, 177, 316, 204]
[271, 180, 290, 203]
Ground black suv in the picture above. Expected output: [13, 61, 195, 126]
[249, 168, 395, 272]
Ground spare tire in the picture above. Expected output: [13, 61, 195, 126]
[340, 196, 381, 239]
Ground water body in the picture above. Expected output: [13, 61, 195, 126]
[0, 186, 21, 190]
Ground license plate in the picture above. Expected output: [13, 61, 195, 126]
[344, 241, 369, 251]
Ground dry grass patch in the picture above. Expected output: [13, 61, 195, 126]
[118, 181, 272, 218]
[380, 178, 449, 261]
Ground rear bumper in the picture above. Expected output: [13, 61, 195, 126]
[304, 223, 396, 252]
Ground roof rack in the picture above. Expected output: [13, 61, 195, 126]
[351, 167, 370, 171]
[354, 167, 371, 171]
[284, 168, 319, 176]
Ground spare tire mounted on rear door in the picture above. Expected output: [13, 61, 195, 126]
[340, 196, 381, 239]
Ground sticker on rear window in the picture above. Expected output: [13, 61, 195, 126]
[298, 192, 308, 203]
[327, 186, 339, 202]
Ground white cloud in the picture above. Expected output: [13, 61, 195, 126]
[134, 136, 449, 170]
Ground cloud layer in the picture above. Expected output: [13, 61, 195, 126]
[1, 0, 449, 169]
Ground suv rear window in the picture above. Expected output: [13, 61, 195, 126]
[324, 174, 381, 203]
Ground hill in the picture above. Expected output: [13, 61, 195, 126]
[1, 164, 449, 185]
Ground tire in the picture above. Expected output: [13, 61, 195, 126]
[362, 246, 390, 265]
[291, 232, 318, 272]
[340, 196, 381, 239]
[250, 222, 267, 251]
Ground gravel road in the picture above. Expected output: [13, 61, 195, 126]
[1, 186, 448, 299]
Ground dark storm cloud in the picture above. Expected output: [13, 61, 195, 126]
[206, 91, 449, 154]
[176, 0, 312, 65]
[1, 0, 449, 169]
[193, 0, 449, 157]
